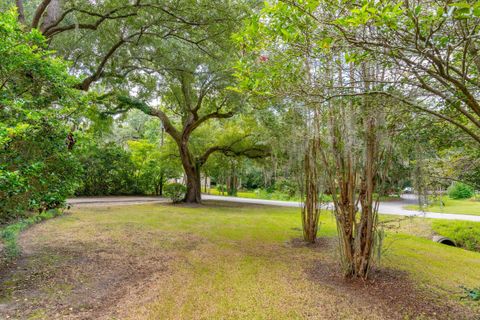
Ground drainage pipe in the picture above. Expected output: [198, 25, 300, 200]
[432, 235, 456, 246]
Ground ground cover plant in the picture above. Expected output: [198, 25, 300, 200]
[0, 209, 64, 261]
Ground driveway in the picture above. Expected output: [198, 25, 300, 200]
[68, 195, 480, 222]
[67, 196, 168, 206]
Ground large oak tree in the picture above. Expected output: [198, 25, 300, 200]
[103, 40, 269, 202]
[9, 0, 267, 203]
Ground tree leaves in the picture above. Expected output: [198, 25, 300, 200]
[0, 7, 83, 221]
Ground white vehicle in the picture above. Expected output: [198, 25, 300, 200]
[403, 187, 414, 194]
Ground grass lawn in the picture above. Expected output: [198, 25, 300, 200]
[208, 188, 401, 202]
[405, 198, 480, 216]
[208, 188, 259, 199]
[431, 220, 480, 251]
[207, 188, 304, 201]
[0, 202, 479, 319]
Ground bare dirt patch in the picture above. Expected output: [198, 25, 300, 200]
[307, 260, 479, 320]
[286, 236, 479, 319]
[286, 236, 338, 250]
[0, 222, 202, 319]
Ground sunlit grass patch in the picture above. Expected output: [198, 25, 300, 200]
[405, 198, 480, 216]
[431, 220, 480, 252]
[382, 233, 480, 295]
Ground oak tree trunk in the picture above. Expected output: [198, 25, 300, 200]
[179, 142, 202, 203]
[184, 166, 201, 203]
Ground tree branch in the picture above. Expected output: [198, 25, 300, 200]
[198, 144, 269, 166]
[114, 95, 181, 142]
[321, 90, 480, 144]
[31, 0, 52, 29]
[74, 29, 149, 91]
[43, 8, 137, 37]
[182, 106, 234, 140]
[15, 0, 26, 24]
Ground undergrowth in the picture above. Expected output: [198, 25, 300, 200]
[0, 209, 64, 261]
[431, 220, 480, 252]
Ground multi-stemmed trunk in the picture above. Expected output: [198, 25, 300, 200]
[353, 116, 378, 277]
[316, 81, 382, 279]
[329, 109, 380, 280]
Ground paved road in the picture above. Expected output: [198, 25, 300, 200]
[68, 195, 480, 222]
[202, 195, 480, 222]
[68, 196, 168, 206]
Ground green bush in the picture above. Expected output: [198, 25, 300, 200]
[447, 182, 474, 199]
[274, 178, 298, 197]
[432, 220, 480, 251]
[164, 183, 186, 203]
[75, 142, 136, 196]
[0, 126, 82, 223]
[0, 9, 82, 223]
[216, 184, 227, 193]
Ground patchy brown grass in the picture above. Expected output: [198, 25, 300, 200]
[0, 229, 190, 319]
[0, 202, 478, 319]
[307, 260, 471, 320]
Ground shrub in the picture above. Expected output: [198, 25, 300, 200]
[274, 178, 298, 197]
[447, 182, 474, 199]
[216, 184, 226, 193]
[75, 142, 136, 196]
[0, 9, 82, 223]
[164, 183, 186, 203]
[432, 220, 480, 252]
